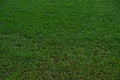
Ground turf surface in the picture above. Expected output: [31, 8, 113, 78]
[0, 0, 120, 80]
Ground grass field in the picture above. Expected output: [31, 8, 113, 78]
[0, 0, 120, 80]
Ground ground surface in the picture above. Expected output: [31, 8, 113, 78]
[0, 0, 120, 80]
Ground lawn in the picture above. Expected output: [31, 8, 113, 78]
[0, 0, 120, 80]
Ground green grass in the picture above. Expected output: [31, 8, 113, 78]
[0, 0, 120, 80]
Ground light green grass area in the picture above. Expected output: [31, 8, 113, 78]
[0, 0, 120, 80]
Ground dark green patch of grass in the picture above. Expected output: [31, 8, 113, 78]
[0, 0, 120, 80]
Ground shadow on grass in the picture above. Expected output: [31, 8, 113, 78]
[113, 0, 120, 8]
[0, 0, 10, 7]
